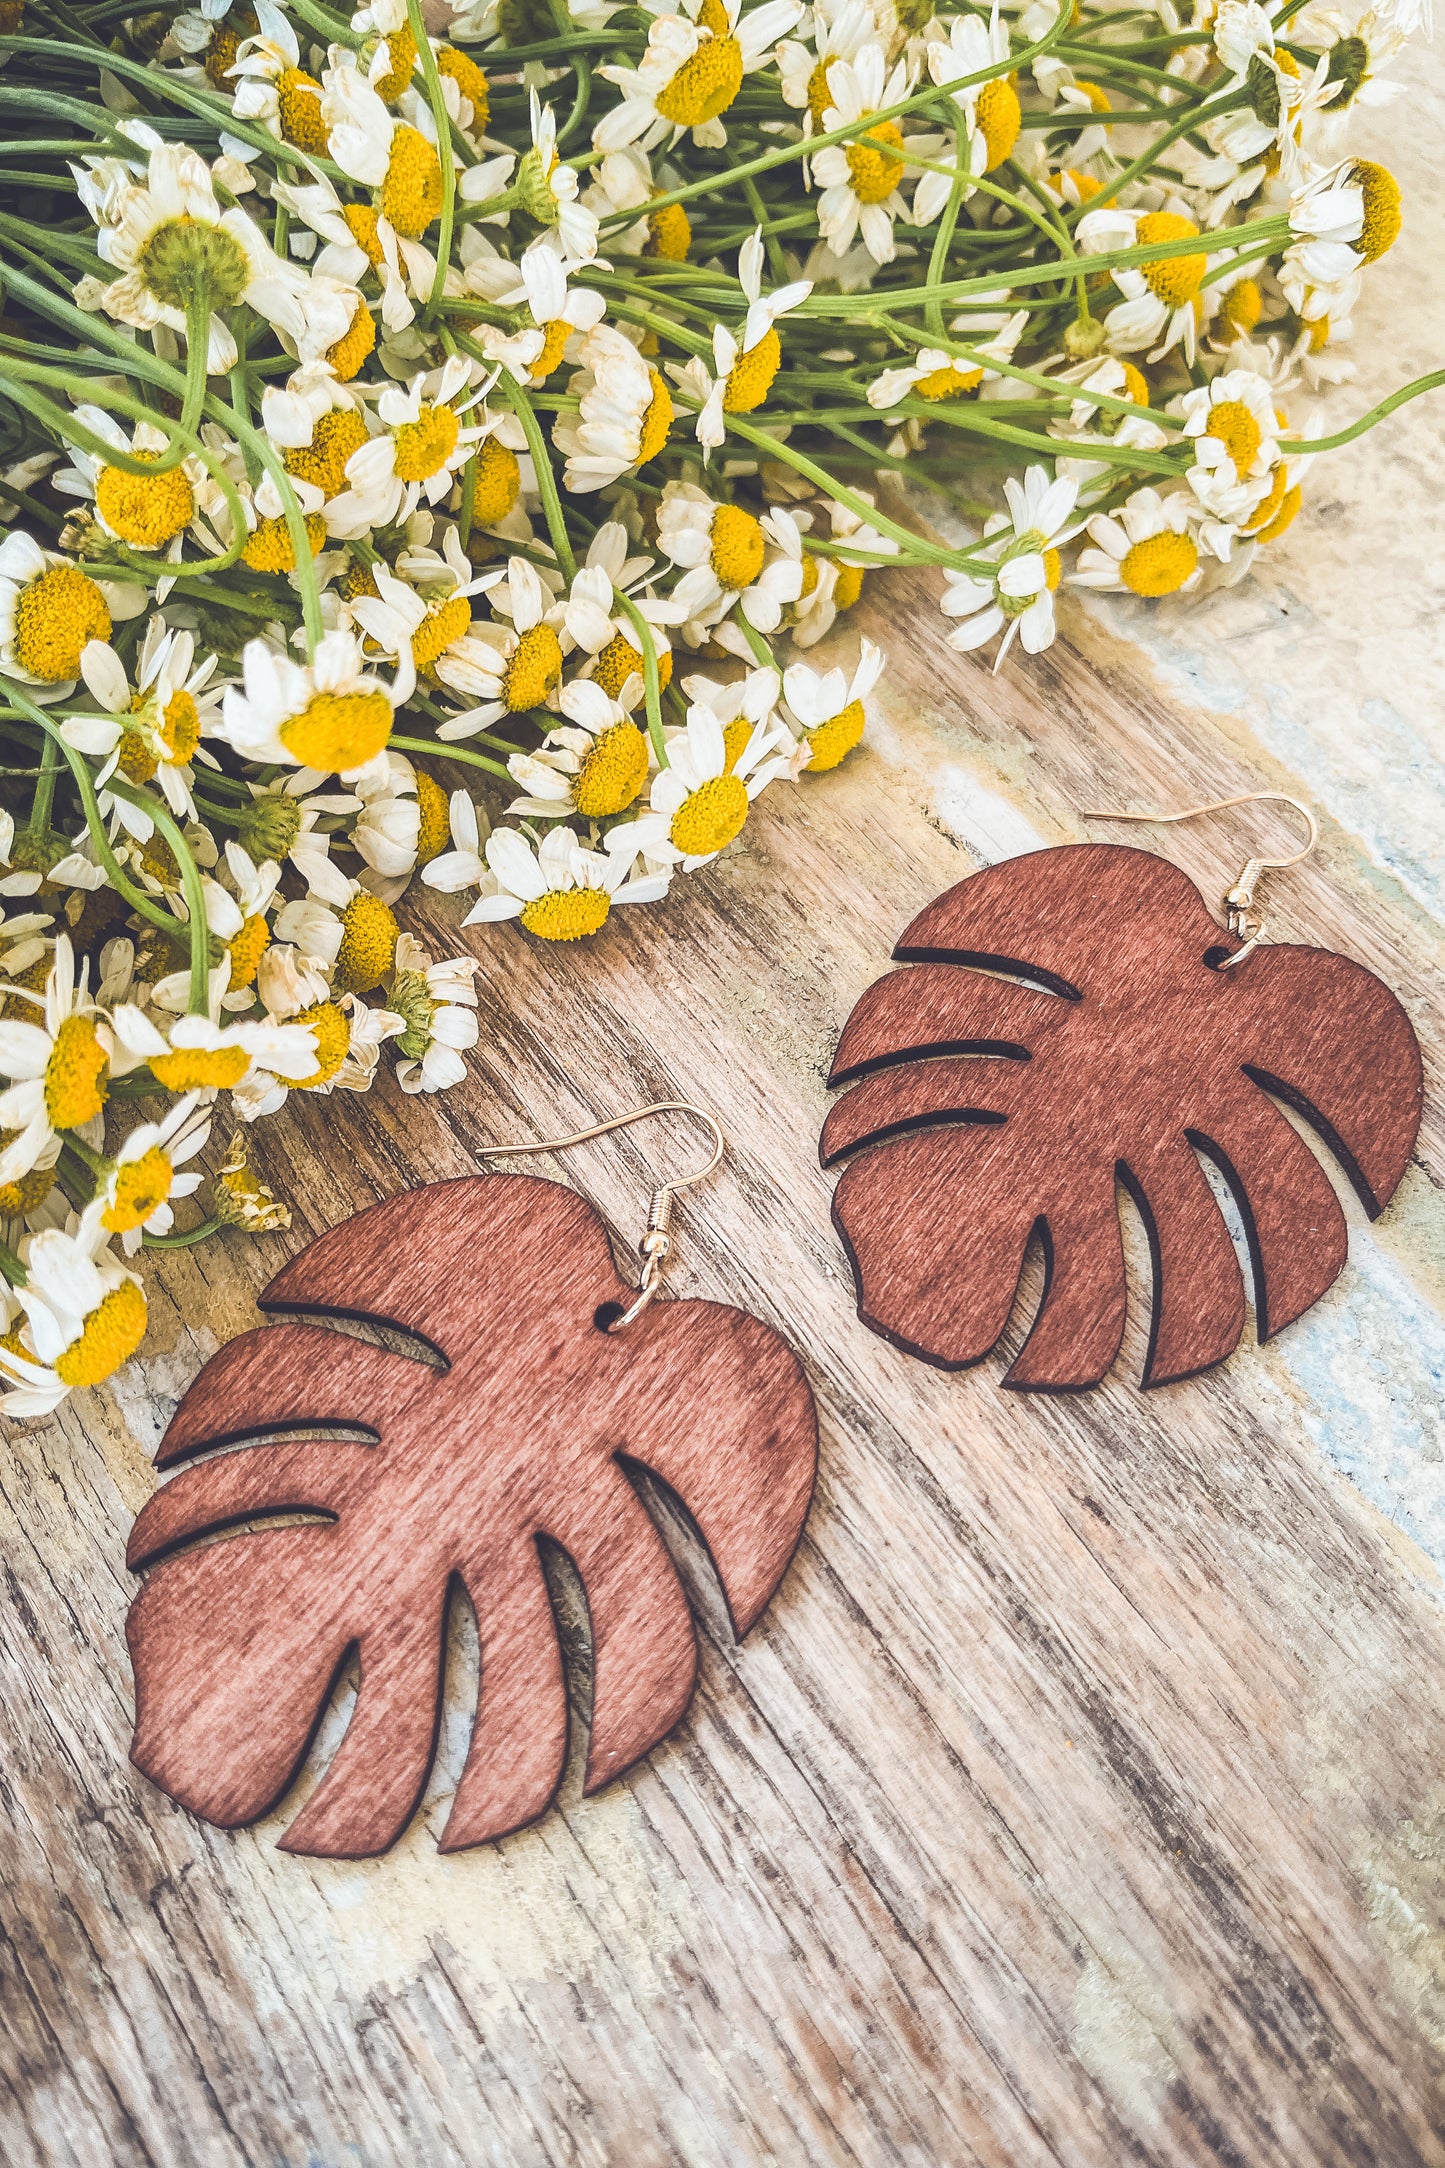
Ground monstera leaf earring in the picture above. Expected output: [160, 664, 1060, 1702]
[125, 1104, 816, 1860]
[821, 794, 1422, 1391]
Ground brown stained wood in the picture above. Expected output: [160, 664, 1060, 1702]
[125, 1172, 817, 1858]
[821, 842, 1424, 1388]
[1, 568, 1444, 2168]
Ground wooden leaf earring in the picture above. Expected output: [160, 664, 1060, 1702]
[124, 1103, 817, 1860]
[820, 795, 1423, 1392]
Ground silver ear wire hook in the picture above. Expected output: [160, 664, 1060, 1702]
[477, 1101, 725, 1327]
[1081, 790, 1319, 967]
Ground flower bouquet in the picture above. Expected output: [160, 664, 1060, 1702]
[0, 0, 1434, 1411]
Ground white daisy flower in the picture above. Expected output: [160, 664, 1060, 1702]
[506, 676, 653, 821]
[235, 774, 360, 908]
[554, 322, 676, 491]
[940, 466, 1081, 667]
[681, 226, 811, 449]
[62, 623, 222, 823]
[1076, 202, 1214, 363]
[656, 482, 804, 635]
[0, 936, 114, 1189]
[88, 141, 310, 370]
[216, 628, 412, 778]
[810, 46, 917, 267]
[1071, 486, 1203, 598]
[0, 1203, 147, 1413]
[777, 0, 876, 136]
[271, 170, 417, 331]
[432, 556, 568, 732]
[782, 637, 882, 770]
[320, 50, 447, 249]
[461, 91, 598, 261]
[326, 352, 492, 531]
[50, 408, 212, 571]
[595, 0, 803, 154]
[466, 822, 670, 938]
[389, 932, 479, 1093]
[867, 309, 1027, 409]
[420, 787, 490, 897]
[346, 556, 506, 677]
[468, 237, 608, 385]
[1178, 366, 1281, 521]
[0, 531, 140, 696]
[607, 699, 792, 870]
[94, 1092, 212, 1255]
[227, 0, 328, 149]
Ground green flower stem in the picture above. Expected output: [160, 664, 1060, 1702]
[390, 733, 512, 782]
[197, 389, 324, 652]
[0, 1238, 27, 1289]
[495, 371, 577, 580]
[870, 313, 1178, 427]
[143, 1215, 223, 1250]
[612, 594, 665, 766]
[286, 0, 361, 47]
[30, 729, 59, 834]
[1276, 369, 1445, 456]
[405, 0, 458, 319]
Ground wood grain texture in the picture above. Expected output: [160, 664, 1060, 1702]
[0, 566, 1442, 2168]
[126, 1172, 817, 1858]
[821, 842, 1423, 1388]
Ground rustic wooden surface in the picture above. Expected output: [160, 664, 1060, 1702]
[126, 1173, 815, 1859]
[1, 562, 1443, 2168]
[822, 841, 1422, 1386]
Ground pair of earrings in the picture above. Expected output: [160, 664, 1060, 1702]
[125, 804, 1421, 1860]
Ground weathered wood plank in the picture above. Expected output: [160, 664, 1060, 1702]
[0, 563, 1442, 2168]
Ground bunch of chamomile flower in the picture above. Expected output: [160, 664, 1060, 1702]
[0, 0, 1435, 1414]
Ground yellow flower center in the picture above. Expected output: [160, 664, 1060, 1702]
[1220, 278, 1262, 337]
[914, 362, 983, 401]
[670, 772, 748, 856]
[149, 1041, 250, 1090]
[1203, 397, 1261, 473]
[1120, 360, 1149, 403]
[803, 697, 865, 772]
[796, 554, 819, 602]
[502, 621, 563, 710]
[415, 768, 450, 862]
[381, 124, 443, 237]
[332, 891, 399, 993]
[392, 401, 460, 482]
[44, 1012, 108, 1130]
[1352, 159, 1401, 264]
[342, 559, 380, 600]
[655, 31, 744, 127]
[530, 316, 572, 383]
[471, 436, 520, 523]
[292, 999, 351, 1088]
[834, 562, 864, 609]
[1251, 480, 1301, 545]
[412, 592, 472, 674]
[723, 326, 781, 414]
[54, 1278, 147, 1388]
[279, 688, 393, 771]
[593, 631, 672, 699]
[0, 1141, 54, 1216]
[1071, 77, 1111, 113]
[327, 302, 378, 382]
[438, 45, 489, 127]
[115, 726, 158, 785]
[371, 23, 416, 100]
[1135, 211, 1206, 307]
[1120, 529, 1198, 597]
[158, 688, 201, 765]
[697, 0, 730, 30]
[241, 511, 327, 574]
[644, 199, 692, 260]
[807, 56, 834, 127]
[278, 66, 329, 153]
[709, 501, 765, 589]
[976, 76, 1021, 170]
[285, 405, 370, 499]
[227, 911, 270, 988]
[95, 453, 194, 548]
[721, 716, 751, 771]
[520, 885, 612, 939]
[13, 565, 111, 683]
[846, 120, 906, 206]
[638, 369, 674, 462]
[204, 22, 240, 86]
[103, 1146, 173, 1234]
[343, 202, 385, 267]
[573, 720, 649, 817]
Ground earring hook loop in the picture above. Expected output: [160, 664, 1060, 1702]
[1081, 790, 1319, 967]
[477, 1101, 726, 1328]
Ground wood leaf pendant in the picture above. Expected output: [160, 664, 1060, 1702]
[821, 843, 1422, 1391]
[125, 1174, 817, 1859]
